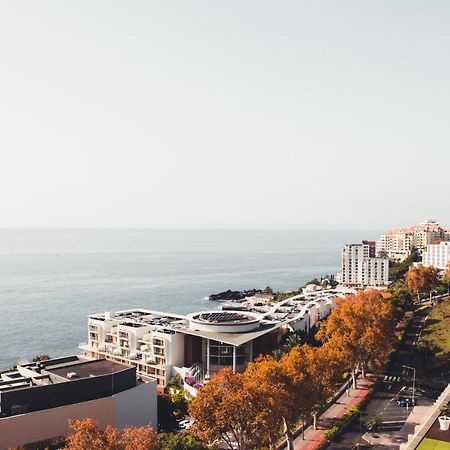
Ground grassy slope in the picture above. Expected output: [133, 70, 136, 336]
[420, 298, 450, 357]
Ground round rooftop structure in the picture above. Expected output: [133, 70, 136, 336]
[187, 310, 262, 333]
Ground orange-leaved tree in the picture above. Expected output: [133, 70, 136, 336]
[285, 345, 342, 429]
[63, 418, 158, 450]
[243, 356, 300, 450]
[316, 289, 396, 388]
[189, 368, 260, 450]
[64, 419, 112, 450]
[405, 264, 439, 303]
[119, 426, 159, 450]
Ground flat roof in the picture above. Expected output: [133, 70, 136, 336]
[182, 322, 279, 346]
[192, 311, 259, 325]
[86, 289, 355, 341]
[47, 359, 131, 380]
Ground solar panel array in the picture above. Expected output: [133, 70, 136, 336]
[197, 312, 252, 323]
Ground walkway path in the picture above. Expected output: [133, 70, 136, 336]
[290, 376, 376, 450]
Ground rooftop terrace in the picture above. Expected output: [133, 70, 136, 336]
[47, 359, 129, 380]
[0, 356, 132, 393]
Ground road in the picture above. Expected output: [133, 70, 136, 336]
[326, 379, 439, 449]
[326, 305, 438, 450]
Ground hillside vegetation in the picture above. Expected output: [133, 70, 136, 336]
[419, 298, 450, 369]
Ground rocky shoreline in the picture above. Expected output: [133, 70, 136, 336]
[208, 289, 263, 302]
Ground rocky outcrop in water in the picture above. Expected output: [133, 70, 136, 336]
[208, 289, 262, 302]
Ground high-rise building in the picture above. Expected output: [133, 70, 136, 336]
[422, 241, 450, 270]
[340, 240, 389, 287]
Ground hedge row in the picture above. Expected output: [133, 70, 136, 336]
[323, 406, 360, 441]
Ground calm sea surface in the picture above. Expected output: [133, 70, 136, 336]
[0, 229, 379, 370]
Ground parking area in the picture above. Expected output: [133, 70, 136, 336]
[358, 377, 439, 449]
[378, 385, 416, 432]
[376, 377, 436, 432]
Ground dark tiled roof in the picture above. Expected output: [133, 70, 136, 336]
[47, 359, 130, 379]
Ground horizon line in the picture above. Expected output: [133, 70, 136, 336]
[0, 226, 385, 231]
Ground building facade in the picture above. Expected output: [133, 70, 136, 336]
[80, 289, 354, 393]
[340, 240, 389, 287]
[0, 356, 157, 449]
[377, 220, 450, 254]
[422, 241, 450, 270]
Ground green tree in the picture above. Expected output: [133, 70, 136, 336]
[167, 373, 182, 391]
[171, 390, 189, 419]
[158, 432, 211, 450]
[364, 415, 382, 431]
[279, 333, 303, 354]
[389, 249, 421, 281]
[390, 284, 413, 310]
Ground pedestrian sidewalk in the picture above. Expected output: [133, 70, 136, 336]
[291, 376, 376, 450]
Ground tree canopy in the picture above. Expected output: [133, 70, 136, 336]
[316, 289, 396, 387]
[389, 249, 421, 281]
[405, 264, 439, 302]
[157, 432, 211, 450]
[190, 289, 397, 449]
[63, 419, 158, 450]
[190, 345, 341, 450]
[188, 368, 259, 450]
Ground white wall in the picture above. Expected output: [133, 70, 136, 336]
[115, 380, 157, 430]
[166, 332, 185, 367]
[423, 242, 450, 270]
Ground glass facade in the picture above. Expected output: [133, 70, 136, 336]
[208, 341, 246, 367]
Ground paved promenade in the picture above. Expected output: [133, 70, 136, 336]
[290, 376, 376, 450]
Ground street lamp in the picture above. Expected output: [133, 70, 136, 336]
[402, 365, 416, 403]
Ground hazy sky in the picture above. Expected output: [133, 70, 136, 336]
[1, 1, 450, 229]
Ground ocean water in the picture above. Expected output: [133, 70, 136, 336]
[0, 229, 379, 370]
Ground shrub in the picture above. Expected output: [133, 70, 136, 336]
[324, 406, 361, 441]
[324, 425, 340, 441]
[158, 432, 211, 450]
[364, 415, 382, 431]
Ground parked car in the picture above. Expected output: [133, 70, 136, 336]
[396, 398, 416, 407]
[179, 419, 192, 429]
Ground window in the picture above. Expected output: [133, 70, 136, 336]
[209, 342, 246, 367]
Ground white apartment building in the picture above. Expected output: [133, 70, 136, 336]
[341, 240, 389, 287]
[377, 220, 450, 254]
[362, 257, 390, 287]
[422, 241, 450, 270]
[80, 289, 354, 394]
